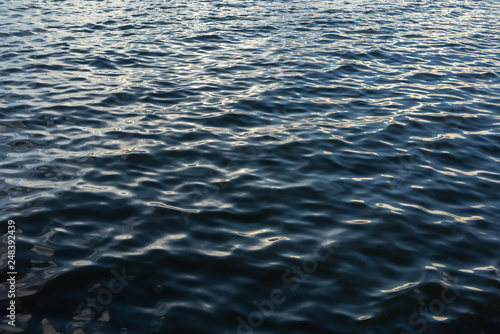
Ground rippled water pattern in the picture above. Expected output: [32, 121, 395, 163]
[1, 0, 500, 333]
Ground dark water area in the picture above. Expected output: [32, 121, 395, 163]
[1, 0, 500, 333]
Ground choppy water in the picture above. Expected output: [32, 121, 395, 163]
[1, 0, 500, 333]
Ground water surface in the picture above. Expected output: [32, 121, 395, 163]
[1, 0, 500, 333]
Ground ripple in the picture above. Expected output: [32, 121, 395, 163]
[1, 0, 500, 333]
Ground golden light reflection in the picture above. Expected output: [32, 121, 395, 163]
[347, 220, 371, 224]
[399, 203, 484, 223]
[145, 233, 187, 251]
[115, 234, 132, 240]
[381, 282, 419, 293]
[376, 203, 403, 212]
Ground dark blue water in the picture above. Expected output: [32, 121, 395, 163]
[1, 0, 500, 333]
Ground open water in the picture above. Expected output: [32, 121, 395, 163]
[1, 0, 500, 333]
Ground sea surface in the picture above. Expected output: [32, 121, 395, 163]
[1, 0, 500, 333]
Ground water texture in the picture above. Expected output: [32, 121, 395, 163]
[1, 0, 500, 333]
